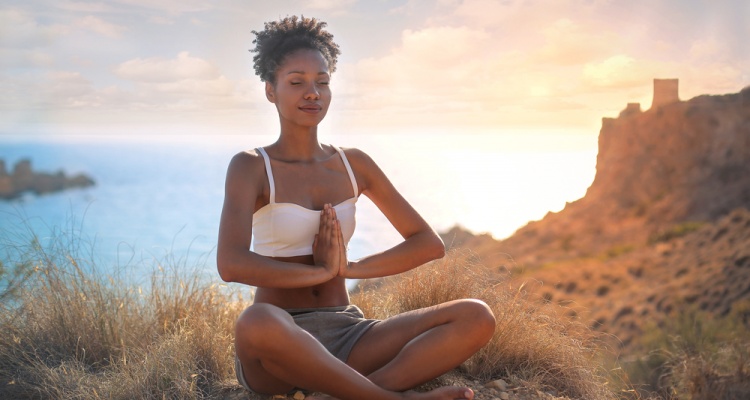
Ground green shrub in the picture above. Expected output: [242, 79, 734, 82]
[648, 222, 704, 244]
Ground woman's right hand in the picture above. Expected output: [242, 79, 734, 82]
[312, 204, 347, 278]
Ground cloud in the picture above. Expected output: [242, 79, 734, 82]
[0, 9, 125, 71]
[3, 0, 747, 132]
[110, 52, 263, 111]
[336, 0, 750, 128]
[688, 38, 731, 63]
[338, 23, 556, 122]
[525, 97, 587, 112]
[148, 15, 176, 25]
[0, 70, 95, 110]
[451, 0, 522, 27]
[73, 15, 126, 38]
[114, 0, 214, 15]
[307, 0, 356, 10]
[582, 55, 648, 89]
[4, 70, 261, 116]
[108, 52, 263, 112]
[399, 26, 490, 65]
[146, 76, 235, 98]
[1, 41, 264, 121]
[0, 49, 54, 68]
[114, 52, 221, 82]
[680, 63, 747, 96]
[0, 8, 68, 48]
[343, 26, 495, 87]
[449, 0, 603, 30]
[533, 18, 621, 65]
[45, 71, 95, 101]
[334, 0, 650, 127]
[56, 1, 120, 13]
[117, 75, 262, 113]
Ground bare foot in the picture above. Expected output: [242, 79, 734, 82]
[304, 386, 473, 400]
[405, 387, 474, 400]
[305, 395, 337, 400]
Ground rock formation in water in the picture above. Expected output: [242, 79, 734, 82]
[0, 159, 95, 200]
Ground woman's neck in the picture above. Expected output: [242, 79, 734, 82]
[271, 127, 327, 162]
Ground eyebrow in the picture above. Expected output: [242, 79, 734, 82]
[286, 71, 330, 76]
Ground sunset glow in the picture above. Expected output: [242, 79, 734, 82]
[1, 0, 747, 136]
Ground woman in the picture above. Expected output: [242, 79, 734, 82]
[217, 16, 495, 400]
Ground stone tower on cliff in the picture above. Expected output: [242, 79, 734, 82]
[651, 78, 679, 109]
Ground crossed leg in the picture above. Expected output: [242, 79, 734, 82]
[234, 299, 495, 400]
[347, 299, 496, 391]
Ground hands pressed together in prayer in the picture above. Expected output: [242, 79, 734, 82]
[313, 203, 349, 279]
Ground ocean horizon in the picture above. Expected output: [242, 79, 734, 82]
[0, 130, 597, 284]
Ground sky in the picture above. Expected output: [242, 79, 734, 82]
[1, 0, 748, 137]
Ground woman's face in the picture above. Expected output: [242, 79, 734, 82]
[266, 48, 332, 128]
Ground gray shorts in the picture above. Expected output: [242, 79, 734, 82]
[235, 304, 380, 393]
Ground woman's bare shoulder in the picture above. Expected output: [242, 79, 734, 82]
[231, 148, 263, 161]
[228, 148, 265, 170]
[337, 146, 390, 194]
[338, 146, 377, 168]
[225, 149, 268, 190]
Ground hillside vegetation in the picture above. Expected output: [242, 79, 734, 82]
[442, 86, 750, 399]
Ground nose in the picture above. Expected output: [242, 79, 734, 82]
[304, 83, 320, 100]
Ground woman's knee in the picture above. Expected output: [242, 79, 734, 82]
[235, 303, 295, 348]
[454, 299, 496, 339]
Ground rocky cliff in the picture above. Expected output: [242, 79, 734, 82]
[442, 85, 750, 353]
[450, 85, 750, 268]
[0, 159, 95, 200]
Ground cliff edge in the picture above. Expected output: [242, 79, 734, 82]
[442, 83, 750, 353]
[453, 84, 750, 267]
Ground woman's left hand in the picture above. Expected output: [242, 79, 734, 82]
[313, 204, 349, 278]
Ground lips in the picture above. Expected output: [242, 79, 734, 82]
[299, 104, 322, 113]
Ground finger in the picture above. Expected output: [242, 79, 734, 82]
[335, 221, 348, 277]
[319, 206, 326, 226]
[325, 204, 334, 222]
[335, 219, 343, 243]
[330, 206, 338, 221]
[327, 216, 337, 242]
[321, 206, 333, 231]
[333, 219, 344, 251]
[337, 221, 346, 253]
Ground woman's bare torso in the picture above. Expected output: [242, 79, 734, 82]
[251, 146, 356, 309]
[253, 255, 350, 308]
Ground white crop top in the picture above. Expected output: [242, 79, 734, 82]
[251, 146, 358, 257]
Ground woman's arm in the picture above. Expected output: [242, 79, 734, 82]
[341, 148, 445, 279]
[216, 151, 337, 288]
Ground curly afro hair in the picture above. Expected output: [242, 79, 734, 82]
[250, 15, 340, 84]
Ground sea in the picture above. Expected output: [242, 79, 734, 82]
[0, 130, 597, 286]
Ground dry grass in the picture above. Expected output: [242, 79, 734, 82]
[1, 225, 618, 399]
[661, 340, 750, 400]
[353, 249, 617, 400]
[0, 226, 248, 399]
[622, 306, 750, 399]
